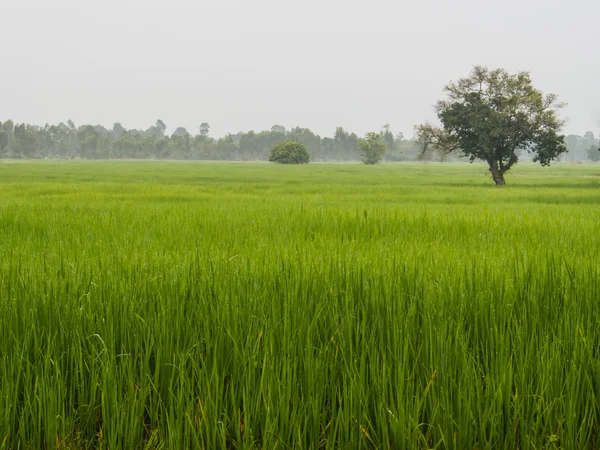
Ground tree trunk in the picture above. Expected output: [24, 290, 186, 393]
[489, 161, 506, 185]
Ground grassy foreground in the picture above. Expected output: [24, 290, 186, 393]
[0, 161, 599, 449]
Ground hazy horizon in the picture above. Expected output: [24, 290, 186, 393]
[2, 0, 598, 138]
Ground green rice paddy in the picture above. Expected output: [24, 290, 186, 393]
[0, 161, 599, 449]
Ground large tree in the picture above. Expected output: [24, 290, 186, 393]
[416, 66, 566, 185]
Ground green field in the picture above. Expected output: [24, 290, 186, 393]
[1, 161, 599, 449]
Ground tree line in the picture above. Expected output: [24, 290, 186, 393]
[0, 120, 426, 162]
[0, 118, 596, 162]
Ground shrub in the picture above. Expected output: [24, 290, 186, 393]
[268, 142, 310, 164]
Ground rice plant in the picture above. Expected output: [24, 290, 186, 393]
[0, 161, 599, 449]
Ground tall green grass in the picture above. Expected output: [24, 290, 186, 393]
[0, 161, 599, 449]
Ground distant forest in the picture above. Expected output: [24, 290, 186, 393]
[0, 119, 598, 162]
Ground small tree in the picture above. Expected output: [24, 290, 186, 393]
[268, 141, 310, 164]
[588, 145, 600, 162]
[199, 123, 210, 136]
[416, 66, 567, 185]
[359, 132, 386, 165]
[156, 119, 167, 137]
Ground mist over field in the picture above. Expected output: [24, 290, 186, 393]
[2, 0, 599, 163]
[1, 0, 599, 138]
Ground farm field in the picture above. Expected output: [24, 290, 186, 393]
[0, 161, 599, 449]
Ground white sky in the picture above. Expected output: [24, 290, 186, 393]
[1, 0, 598, 138]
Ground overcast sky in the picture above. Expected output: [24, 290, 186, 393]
[1, 0, 598, 138]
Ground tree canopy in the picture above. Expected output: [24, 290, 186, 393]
[416, 66, 567, 185]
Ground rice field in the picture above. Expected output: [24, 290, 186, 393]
[0, 160, 599, 449]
